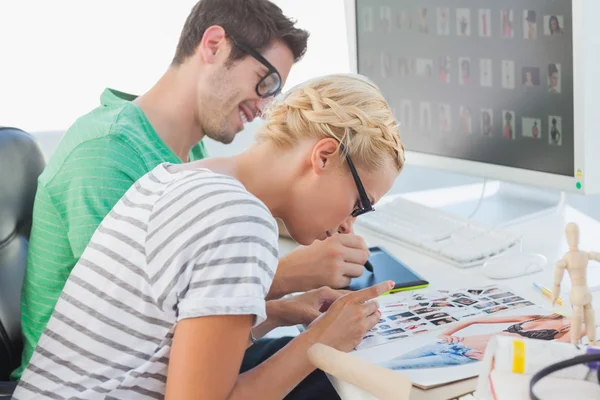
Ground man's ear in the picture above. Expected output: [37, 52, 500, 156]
[310, 138, 341, 175]
[196, 25, 228, 64]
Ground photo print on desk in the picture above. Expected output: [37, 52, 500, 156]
[456, 8, 471, 37]
[380, 6, 392, 34]
[522, 117, 542, 139]
[501, 9, 514, 38]
[544, 15, 565, 35]
[400, 10, 412, 30]
[502, 110, 516, 139]
[524, 10, 538, 39]
[502, 60, 515, 89]
[549, 116, 563, 146]
[480, 59, 493, 87]
[478, 9, 492, 38]
[437, 8, 450, 36]
[548, 63, 561, 94]
[357, 284, 541, 351]
[481, 109, 494, 137]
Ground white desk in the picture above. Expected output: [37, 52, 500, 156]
[278, 194, 600, 400]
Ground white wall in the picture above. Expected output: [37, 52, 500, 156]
[0, 0, 348, 134]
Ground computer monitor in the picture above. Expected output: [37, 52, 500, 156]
[344, 0, 600, 195]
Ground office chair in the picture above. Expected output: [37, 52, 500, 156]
[0, 127, 45, 398]
[307, 343, 412, 400]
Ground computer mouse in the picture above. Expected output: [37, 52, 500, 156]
[481, 253, 547, 280]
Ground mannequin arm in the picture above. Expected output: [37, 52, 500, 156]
[552, 258, 567, 306]
[588, 252, 600, 262]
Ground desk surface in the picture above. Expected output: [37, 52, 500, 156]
[278, 195, 600, 400]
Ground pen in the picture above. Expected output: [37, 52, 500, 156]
[533, 282, 562, 306]
[365, 260, 374, 273]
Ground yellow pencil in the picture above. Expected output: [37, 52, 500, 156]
[533, 282, 562, 306]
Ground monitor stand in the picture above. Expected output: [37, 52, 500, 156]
[435, 181, 566, 228]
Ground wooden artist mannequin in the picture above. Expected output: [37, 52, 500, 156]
[552, 222, 600, 345]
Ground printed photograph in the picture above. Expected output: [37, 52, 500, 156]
[549, 116, 562, 146]
[381, 52, 393, 78]
[502, 111, 516, 139]
[548, 63, 561, 93]
[400, 100, 412, 130]
[453, 297, 478, 306]
[474, 301, 498, 310]
[425, 312, 450, 321]
[500, 9, 514, 38]
[398, 57, 414, 76]
[481, 109, 493, 136]
[416, 58, 434, 78]
[489, 292, 514, 300]
[484, 305, 509, 314]
[456, 9, 471, 36]
[400, 10, 413, 30]
[524, 10, 537, 39]
[544, 15, 565, 35]
[522, 118, 542, 139]
[380, 6, 392, 34]
[522, 67, 541, 86]
[439, 55, 451, 83]
[478, 9, 492, 38]
[380, 327, 406, 337]
[500, 296, 525, 304]
[431, 317, 458, 326]
[362, 7, 373, 32]
[415, 307, 439, 315]
[418, 8, 429, 33]
[502, 60, 515, 89]
[437, 8, 450, 36]
[431, 301, 455, 308]
[459, 106, 472, 134]
[480, 59, 493, 87]
[379, 311, 576, 377]
[459, 58, 471, 85]
[388, 311, 416, 321]
[467, 289, 483, 296]
[420, 102, 432, 132]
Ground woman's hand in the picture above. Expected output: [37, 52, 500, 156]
[306, 281, 394, 352]
[438, 334, 464, 344]
[269, 287, 348, 327]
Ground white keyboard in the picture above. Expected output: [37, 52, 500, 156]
[356, 196, 521, 268]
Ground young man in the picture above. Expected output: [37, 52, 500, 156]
[14, 0, 369, 394]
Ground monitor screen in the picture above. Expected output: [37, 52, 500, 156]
[355, 0, 574, 177]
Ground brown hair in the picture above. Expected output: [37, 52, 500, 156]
[172, 0, 309, 66]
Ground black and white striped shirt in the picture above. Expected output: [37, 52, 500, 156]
[14, 164, 279, 399]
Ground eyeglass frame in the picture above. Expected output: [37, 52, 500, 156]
[228, 35, 283, 98]
[339, 143, 374, 217]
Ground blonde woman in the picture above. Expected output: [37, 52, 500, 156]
[15, 74, 405, 400]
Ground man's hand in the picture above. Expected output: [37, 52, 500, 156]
[268, 234, 369, 299]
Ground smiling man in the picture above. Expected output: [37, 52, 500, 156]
[14, 1, 368, 398]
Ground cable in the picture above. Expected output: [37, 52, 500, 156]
[466, 178, 488, 220]
[529, 352, 600, 400]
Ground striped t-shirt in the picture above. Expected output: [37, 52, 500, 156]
[13, 164, 279, 399]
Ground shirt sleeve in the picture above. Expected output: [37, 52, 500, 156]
[146, 185, 279, 327]
[49, 137, 147, 258]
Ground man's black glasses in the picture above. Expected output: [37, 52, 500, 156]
[229, 36, 282, 98]
[339, 143, 374, 217]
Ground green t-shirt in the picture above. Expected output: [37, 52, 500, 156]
[12, 88, 208, 380]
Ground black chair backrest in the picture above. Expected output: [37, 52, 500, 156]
[0, 127, 45, 380]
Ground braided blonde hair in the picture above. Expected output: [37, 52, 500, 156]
[256, 74, 405, 172]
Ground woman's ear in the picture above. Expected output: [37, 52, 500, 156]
[310, 138, 341, 175]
